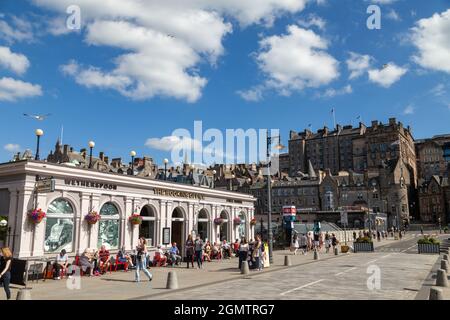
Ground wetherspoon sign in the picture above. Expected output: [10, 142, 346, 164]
[153, 188, 204, 200]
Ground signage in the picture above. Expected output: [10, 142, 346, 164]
[153, 188, 204, 200]
[162, 227, 171, 245]
[340, 211, 348, 225]
[35, 178, 55, 193]
[64, 179, 118, 190]
[282, 206, 296, 216]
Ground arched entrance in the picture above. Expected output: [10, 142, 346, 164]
[197, 209, 209, 241]
[171, 207, 185, 256]
[140, 205, 157, 247]
[219, 210, 229, 242]
[237, 211, 246, 239]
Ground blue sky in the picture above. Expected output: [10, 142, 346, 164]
[0, 0, 449, 166]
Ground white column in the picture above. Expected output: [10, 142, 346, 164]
[16, 188, 34, 258]
[89, 195, 101, 249]
[78, 193, 91, 253]
[166, 201, 173, 243]
[31, 193, 47, 257]
[212, 206, 219, 243]
[7, 188, 18, 256]
[189, 204, 196, 236]
[123, 197, 133, 250]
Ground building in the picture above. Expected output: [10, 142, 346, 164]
[416, 134, 450, 180]
[0, 160, 255, 258]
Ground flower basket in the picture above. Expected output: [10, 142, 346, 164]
[27, 208, 46, 224]
[129, 214, 143, 225]
[214, 217, 224, 226]
[233, 217, 243, 225]
[341, 245, 350, 253]
[250, 218, 257, 226]
[84, 211, 101, 225]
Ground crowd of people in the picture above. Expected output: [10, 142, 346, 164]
[289, 231, 339, 255]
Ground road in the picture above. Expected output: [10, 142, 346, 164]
[144, 236, 441, 300]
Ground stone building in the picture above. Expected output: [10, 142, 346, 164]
[415, 134, 450, 180]
[418, 175, 449, 224]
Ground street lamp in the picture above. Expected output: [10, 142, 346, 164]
[229, 174, 235, 191]
[34, 129, 44, 160]
[88, 141, 95, 168]
[164, 158, 169, 180]
[130, 150, 136, 175]
[266, 130, 285, 264]
[438, 217, 442, 234]
[0, 219, 6, 228]
[212, 170, 217, 188]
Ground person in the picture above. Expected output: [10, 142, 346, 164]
[194, 235, 204, 269]
[221, 240, 232, 259]
[252, 235, 262, 271]
[331, 233, 338, 251]
[203, 241, 212, 262]
[376, 231, 381, 242]
[420, 226, 424, 235]
[79, 249, 95, 276]
[238, 237, 249, 269]
[324, 232, 331, 253]
[353, 231, 357, 241]
[0, 247, 12, 300]
[211, 242, 221, 260]
[53, 249, 69, 280]
[290, 234, 299, 255]
[98, 245, 111, 274]
[185, 235, 195, 268]
[118, 246, 134, 269]
[233, 239, 240, 257]
[135, 237, 152, 283]
[313, 232, 320, 251]
[299, 233, 307, 255]
[153, 245, 167, 267]
[399, 230, 403, 240]
[306, 232, 312, 252]
[169, 242, 181, 266]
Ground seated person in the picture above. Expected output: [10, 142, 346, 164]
[153, 245, 167, 267]
[53, 249, 69, 280]
[233, 239, 240, 255]
[117, 247, 134, 269]
[202, 241, 212, 262]
[211, 242, 221, 259]
[79, 249, 95, 276]
[98, 245, 111, 274]
[221, 240, 232, 259]
[168, 242, 181, 265]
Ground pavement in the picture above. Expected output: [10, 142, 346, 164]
[1, 232, 447, 300]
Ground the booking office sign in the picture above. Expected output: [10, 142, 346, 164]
[64, 179, 118, 190]
[153, 188, 204, 200]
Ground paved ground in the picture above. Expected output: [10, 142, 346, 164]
[1, 232, 446, 300]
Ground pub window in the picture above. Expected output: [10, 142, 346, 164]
[45, 198, 74, 253]
[98, 202, 120, 250]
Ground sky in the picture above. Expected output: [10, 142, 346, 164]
[0, 0, 449, 167]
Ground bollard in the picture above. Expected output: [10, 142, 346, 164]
[441, 260, 449, 273]
[429, 287, 444, 300]
[16, 288, 32, 300]
[284, 255, 291, 266]
[314, 250, 320, 260]
[241, 261, 250, 275]
[436, 269, 448, 287]
[166, 271, 179, 290]
[334, 247, 339, 255]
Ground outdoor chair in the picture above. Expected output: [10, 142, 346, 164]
[114, 255, 129, 271]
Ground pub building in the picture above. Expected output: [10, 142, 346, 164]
[0, 160, 255, 258]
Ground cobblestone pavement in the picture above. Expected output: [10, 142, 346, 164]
[0, 234, 442, 300]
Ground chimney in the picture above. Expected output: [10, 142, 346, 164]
[336, 124, 342, 132]
[371, 120, 379, 129]
[63, 144, 69, 155]
[70, 147, 74, 152]
[389, 118, 396, 126]
[99, 152, 104, 162]
[104, 156, 109, 164]
[323, 126, 329, 136]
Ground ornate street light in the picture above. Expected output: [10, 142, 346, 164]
[164, 158, 169, 180]
[212, 170, 217, 188]
[130, 150, 136, 175]
[88, 141, 95, 169]
[34, 129, 44, 160]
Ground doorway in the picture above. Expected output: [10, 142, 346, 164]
[171, 207, 185, 257]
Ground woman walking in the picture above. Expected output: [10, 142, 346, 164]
[290, 234, 299, 255]
[252, 235, 262, 271]
[238, 237, 249, 269]
[0, 247, 12, 300]
[135, 237, 152, 283]
[194, 235, 204, 269]
[185, 235, 195, 268]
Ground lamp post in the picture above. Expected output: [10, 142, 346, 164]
[164, 158, 169, 180]
[88, 141, 95, 168]
[130, 150, 136, 175]
[212, 170, 217, 188]
[229, 174, 235, 191]
[34, 129, 44, 160]
[266, 130, 285, 264]
[439, 217, 442, 234]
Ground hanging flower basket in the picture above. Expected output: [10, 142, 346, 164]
[214, 217, 224, 226]
[28, 208, 46, 224]
[250, 218, 257, 226]
[129, 214, 143, 225]
[84, 211, 101, 225]
[233, 217, 243, 225]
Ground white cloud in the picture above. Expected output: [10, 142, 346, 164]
[403, 105, 415, 115]
[34, 0, 311, 102]
[0, 77, 42, 101]
[367, 0, 398, 4]
[386, 9, 401, 21]
[145, 135, 203, 152]
[254, 25, 339, 96]
[236, 87, 264, 102]
[4, 144, 21, 153]
[0, 15, 34, 44]
[318, 85, 352, 98]
[430, 83, 446, 97]
[0, 46, 30, 75]
[298, 14, 326, 30]
[368, 63, 407, 88]
[346, 52, 372, 80]
[410, 9, 450, 74]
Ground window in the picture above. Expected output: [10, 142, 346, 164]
[45, 198, 74, 253]
[98, 202, 120, 250]
[140, 206, 156, 247]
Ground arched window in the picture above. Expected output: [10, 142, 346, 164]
[238, 212, 246, 239]
[140, 206, 156, 247]
[45, 198, 74, 253]
[98, 202, 120, 250]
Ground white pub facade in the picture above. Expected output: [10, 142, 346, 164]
[0, 160, 255, 258]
